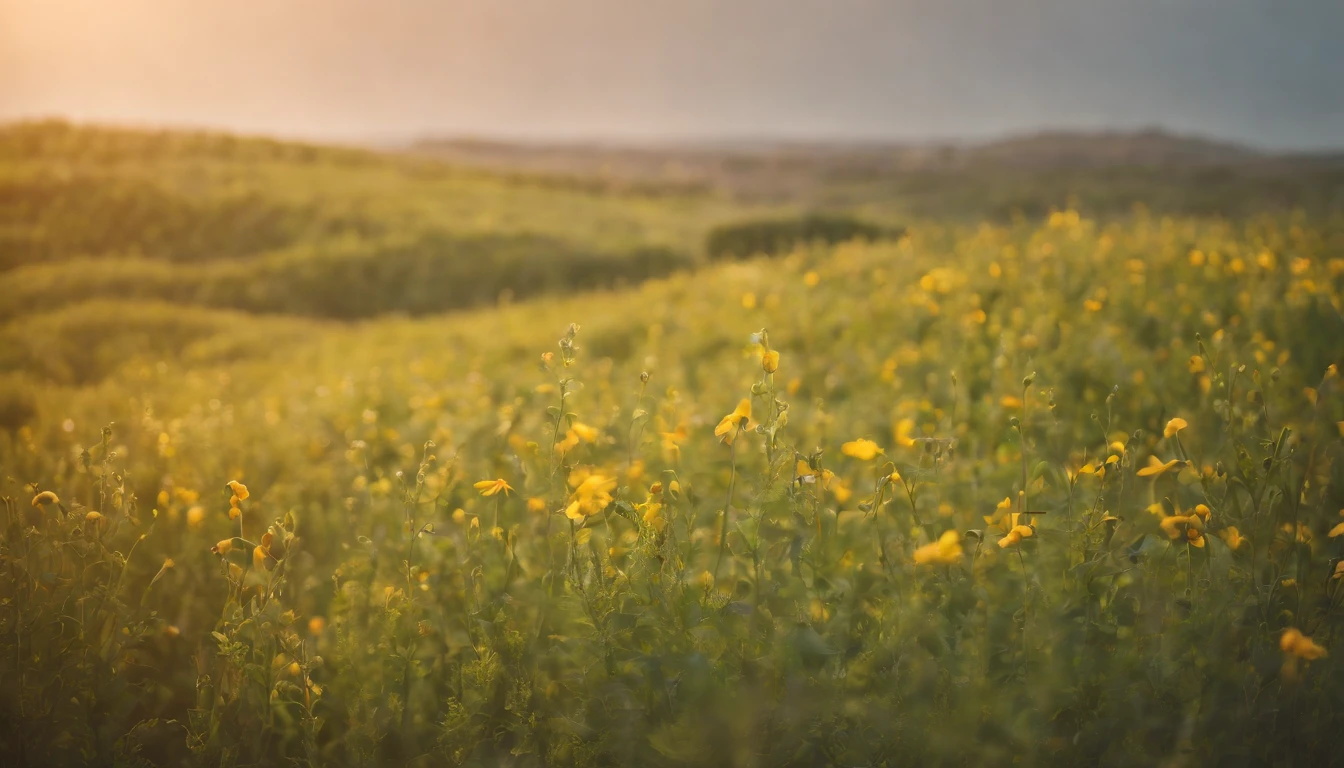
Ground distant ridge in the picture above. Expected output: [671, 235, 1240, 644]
[966, 128, 1263, 168]
[409, 127, 1301, 174]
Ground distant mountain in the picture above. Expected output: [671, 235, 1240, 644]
[964, 129, 1264, 169]
[407, 128, 1344, 206]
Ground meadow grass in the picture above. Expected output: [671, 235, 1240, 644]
[2, 206, 1343, 765]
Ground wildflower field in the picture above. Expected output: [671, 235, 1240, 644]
[3, 125, 1344, 766]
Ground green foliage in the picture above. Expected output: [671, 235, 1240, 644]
[705, 213, 899, 261]
[0, 121, 734, 325]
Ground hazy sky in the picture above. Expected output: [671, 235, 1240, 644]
[2, 0, 1342, 149]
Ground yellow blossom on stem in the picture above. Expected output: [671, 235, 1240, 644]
[1220, 526, 1247, 550]
[254, 531, 275, 571]
[474, 478, 514, 497]
[226, 480, 249, 501]
[998, 524, 1035, 549]
[714, 399, 752, 444]
[762, 349, 780, 374]
[31, 490, 59, 508]
[1163, 417, 1188, 439]
[1137, 456, 1186, 477]
[565, 471, 616, 521]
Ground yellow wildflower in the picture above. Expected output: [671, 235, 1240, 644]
[31, 490, 59, 508]
[913, 530, 964, 565]
[640, 501, 665, 532]
[570, 422, 599, 443]
[1280, 628, 1327, 660]
[473, 479, 514, 497]
[841, 438, 883, 461]
[761, 349, 780, 374]
[226, 480, 249, 501]
[1328, 521, 1344, 538]
[554, 429, 581, 456]
[714, 399, 752, 444]
[1163, 417, 1188, 439]
[1137, 456, 1186, 477]
[565, 471, 616, 521]
[1220, 526, 1246, 550]
[254, 531, 275, 571]
[998, 524, 1035, 549]
[660, 423, 688, 461]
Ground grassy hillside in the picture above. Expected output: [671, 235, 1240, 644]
[3, 202, 1344, 763]
[0, 121, 758, 326]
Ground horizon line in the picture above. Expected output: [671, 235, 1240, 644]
[6, 114, 1344, 157]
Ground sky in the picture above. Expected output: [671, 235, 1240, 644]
[2, 0, 1342, 150]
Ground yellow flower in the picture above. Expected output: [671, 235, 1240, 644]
[1192, 504, 1211, 522]
[229, 495, 242, 520]
[1163, 417, 1188, 439]
[1220, 526, 1246, 550]
[660, 423, 688, 461]
[254, 531, 275, 571]
[714, 399, 752, 444]
[984, 497, 1017, 531]
[474, 479, 514, 497]
[913, 530, 964, 565]
[640, 501, 665, 532]
[570, 422, 599, 443]
[840, 438, 883, 461]
[1328, 521, 1344, 538]
[554, 429, 581, 456]
[893, 418, 917, 448]
[309, 616, 327, 635]
[564, 471, 616, 521]
[527, 497, 548, 514]
[1280, 628, 1327, 660]
[761, 349, 780, 374]
[1137, 456, 1186, 477]
[226, 480, 249, 501]
[31, 490, 59, 508]
[1000, 395, 1023, 410]
[998, 524, 1035, 549]
[85, 510, 103, 522]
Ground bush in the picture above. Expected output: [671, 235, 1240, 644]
[705, 213, 900, 261]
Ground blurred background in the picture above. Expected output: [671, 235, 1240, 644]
[3, 0, 1343, 384]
